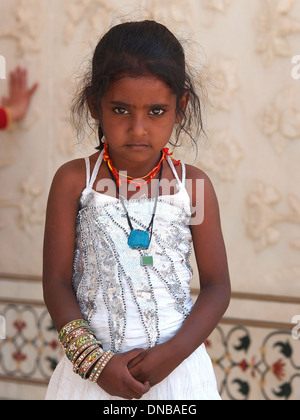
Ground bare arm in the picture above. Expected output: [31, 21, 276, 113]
[43, 158, 150, 399]
[170, 167, 231, 356]
[128, 167, 231, 385]
[43, 159, 85, 331]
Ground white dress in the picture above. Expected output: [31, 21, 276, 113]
[45, 152, 221, 400]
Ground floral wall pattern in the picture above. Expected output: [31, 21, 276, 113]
[1, 279, 299, 400]
[0, 0, 299, 400]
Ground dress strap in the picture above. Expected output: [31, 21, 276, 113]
[181, 162, 186, 186]
[167, 156, 186, 188]
[85, 151, 103, 189]
[84, 157, 90, 188]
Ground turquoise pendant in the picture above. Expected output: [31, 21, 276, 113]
[128, 229, 150, 250]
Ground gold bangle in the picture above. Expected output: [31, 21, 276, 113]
[66, 334, 97, 362]
[58, 319, 89, 343]
[69, 339, 100, 363]
[61, 326, 94, 351]
[89, 350, 114, 383]
[73, 344, 101, 374]
[78, 347, 104, 379]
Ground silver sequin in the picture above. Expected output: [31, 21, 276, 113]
[72, 189, 193, 353]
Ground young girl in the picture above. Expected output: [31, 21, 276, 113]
[43, 20, 230, 400]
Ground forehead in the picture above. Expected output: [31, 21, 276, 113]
[103, 75, 176, 105]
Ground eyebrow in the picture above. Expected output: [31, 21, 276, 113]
[109, 101, 170, 109]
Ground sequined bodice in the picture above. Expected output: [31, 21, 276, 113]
[72, 152, 194, 353]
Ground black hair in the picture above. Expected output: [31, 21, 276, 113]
[71, 20, 204, 151]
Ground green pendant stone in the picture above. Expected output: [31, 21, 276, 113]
[141, 256, 153, 266]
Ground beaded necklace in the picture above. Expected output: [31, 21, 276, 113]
[105, 144, 166, 266]
[103, 141, 180, 188]
[107, 161, 163, 266]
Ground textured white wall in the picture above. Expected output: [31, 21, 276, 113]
[0, 0, 299, 298]
[1, 0, 300, 401]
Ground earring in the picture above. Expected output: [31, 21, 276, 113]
[98, 125, 105, 143]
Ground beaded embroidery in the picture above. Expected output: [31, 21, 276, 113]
[72, 155, 194, 354]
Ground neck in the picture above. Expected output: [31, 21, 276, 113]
[104, 143, 163, 181]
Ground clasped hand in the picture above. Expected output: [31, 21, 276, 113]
[97, 342, 179, 400]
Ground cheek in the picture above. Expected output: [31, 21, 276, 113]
[102, 124, 124, 141]
[101, 113, 124, 133]
[159, 114, 178, 133]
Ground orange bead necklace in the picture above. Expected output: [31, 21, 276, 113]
[103, 141, 180, 188]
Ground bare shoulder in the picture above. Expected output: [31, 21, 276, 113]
[184, 163, 221, 226]
[185, 163, 217, 199]
[185, 163, 211, 183]
[50, 159, 84, 200]
[50, 152, 98, 198]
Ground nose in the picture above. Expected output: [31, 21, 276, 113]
[128, 114, 147, 138]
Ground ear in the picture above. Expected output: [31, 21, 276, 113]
[87, 95, 99, 120]
[175, 93, 190, 123]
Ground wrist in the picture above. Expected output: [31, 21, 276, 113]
[167, 335, 195, 364]
[2, 107, 11, 127]
[58, 318, 114, 383]
[5, 106, 22, 122]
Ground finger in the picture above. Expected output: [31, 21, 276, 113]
[9, 71, 15, 89]
[28, 82, 39, 97]
[117, 392, 134, 400]
[143, 380, 151, 392]
[11, 67, 24, 92]
[9, 70, 19, 95]
[127, 384, 148, 400]
[127, 353, 143, 370]
[20, 68, 27, 91]
[129, 366, 144, 383]
[14, 67, 22, 87]
[127, 389, 143, 400]
[125, 366, 150, 397]
[130, 381, 151, 400]
[122, 348, 145, 363]
[127, 347, 148, 369]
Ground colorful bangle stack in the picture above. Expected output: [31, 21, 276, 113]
[58, 319, 114, 383]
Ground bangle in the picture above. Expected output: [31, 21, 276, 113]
[58, 319, 89, 342]
[66, 334, 96, 362]
[61, 326, 94, 351]
[68, 338, 100, 363]
[89, 350, 114, 383]
[58, 319, 106, 382]
[77, 346, 105, 379]
[73, 344, 101, 374]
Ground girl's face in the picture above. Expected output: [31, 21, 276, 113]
[96, 75, 188, 168]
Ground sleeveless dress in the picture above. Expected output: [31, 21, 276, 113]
[45, 151, 221, 400]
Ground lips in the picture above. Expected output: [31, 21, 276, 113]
[125, 143, 150, 150]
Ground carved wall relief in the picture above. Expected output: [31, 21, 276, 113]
[255, 0, 300, 67]
[196, 129, 244, 183]
[0, 0, 43, 56]
[257, 86, 300, 154]
[64, 0, 116, 45]
[244, 181, 300, 252]
[0, 0, 300, 400]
